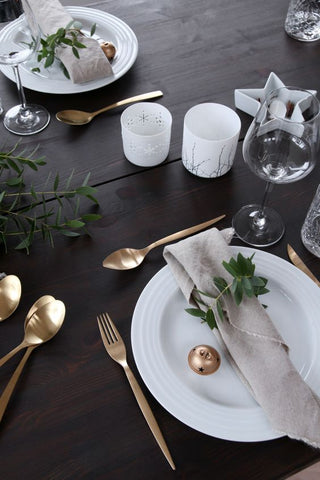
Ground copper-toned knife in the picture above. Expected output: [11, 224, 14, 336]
[287, 244, 320, 287]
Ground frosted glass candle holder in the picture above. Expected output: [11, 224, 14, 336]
[121, 102, 172, 167]
[182, 103, 241, 178]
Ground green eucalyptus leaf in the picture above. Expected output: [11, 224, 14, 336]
[73, 40, 86, 49]
[75, 185, 97, 196]
[251, 276, 266, 287]
[61, 37, 73, 46]
[236, 252, 248, 275]
[57, 28, 65, 37]
[222, 259, 239, 278]
[194, 288, 215, 298]
[216, 300, 224, 320]
[233, 280, 243, 305]
[44, 53, 55, 68]
[54, 173, 59, 191]
[242, 276, 254, 297]
[6, 176, 23, 186]
[185, 308, 206, 318]
[15, 237, 31, 251]
[81, 213, 102, 222]
[205, 308, 217, 330]
[60, 230, 81, 237]
[23, 159, 38, 171]
[62, 64, 70, 78]
[65, 219, 85, 229]
[213, 276, 228, 293]
[72, 46, 80, 58]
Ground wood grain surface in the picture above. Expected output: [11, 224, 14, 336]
[0, 1, 320, 479]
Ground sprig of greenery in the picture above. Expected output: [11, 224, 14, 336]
[32, 21, 96, 78]
[0, 143, 101, 253]
[186, 253, 269, 330]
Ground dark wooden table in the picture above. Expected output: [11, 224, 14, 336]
[0, 0, 320, 478]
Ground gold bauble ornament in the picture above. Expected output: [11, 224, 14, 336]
[188, 345, 221, 375]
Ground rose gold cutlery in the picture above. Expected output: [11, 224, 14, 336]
[0, 299, 65, 367]
[0, 299, 65, 421]
[102, 214, 226, 270]
[287, 244, 320, 287]
[97, 312, 175, 470]
[0, 274, 21, 321]
[55, 90, 163, 125]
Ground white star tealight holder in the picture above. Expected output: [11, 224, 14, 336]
[234, 72, 317, 118]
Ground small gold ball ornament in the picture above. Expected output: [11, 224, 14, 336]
[100, 41, 116, 61]
[188, 345, 221, 375]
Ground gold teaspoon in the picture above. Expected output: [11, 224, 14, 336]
[0, 299, 65, 367]
[55, 90, 163, 125]
[102, 214, 226, 270]
[0, 274, 22, 321]
[0, 299, 65, 421]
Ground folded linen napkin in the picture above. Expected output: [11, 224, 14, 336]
[163, 227, 320, 447]
[22, 0, 113, 83]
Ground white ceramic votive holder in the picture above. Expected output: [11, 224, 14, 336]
[121, 102, 172, 167]
[182, 103, 241, 178]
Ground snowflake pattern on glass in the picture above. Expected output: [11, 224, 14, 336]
[121, 103, 172, 166]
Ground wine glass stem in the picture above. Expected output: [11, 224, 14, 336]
[12, 64, 27, 109]
[252, 182, 274, 230]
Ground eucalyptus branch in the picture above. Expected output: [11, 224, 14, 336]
[0, 143, 101, 253]
[186, 253, 269, 330]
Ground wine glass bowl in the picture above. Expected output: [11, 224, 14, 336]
[0, 0, 50, 135]
[233, 86, 320, 247]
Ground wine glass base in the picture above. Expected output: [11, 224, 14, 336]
[232, 204, 285, 247]
[3, 104, 50, 135]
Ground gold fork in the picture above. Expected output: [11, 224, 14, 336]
[97, 313, 175, 470]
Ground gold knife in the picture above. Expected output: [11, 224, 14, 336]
[287, 244, 320, 287]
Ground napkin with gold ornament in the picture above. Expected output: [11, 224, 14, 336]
[163, 227, 320, 447]
[22, 0, 113, 83]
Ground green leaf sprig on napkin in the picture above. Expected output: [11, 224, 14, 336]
[32, 21, 97, 78]
[186, 253, 269, 330]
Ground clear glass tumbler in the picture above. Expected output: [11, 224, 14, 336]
[301, 185, 320, 257]
[285, 0, 320, 41]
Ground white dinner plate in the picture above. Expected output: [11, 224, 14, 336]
[0, 7, 138, 94]
[131, 246, 320, 442]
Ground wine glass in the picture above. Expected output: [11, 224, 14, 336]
[232, 86, 320, 247]
[0, 0, 50, 135]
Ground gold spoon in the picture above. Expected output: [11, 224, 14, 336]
[24, 295, 55, 328]
[0, 295, 55, 366]
[102, 214, 226, 270]
[0, 274, 22, 322]
[0, 299, 65, 421]
[0, 299, 65, 368]
[55, 90, 163, 125]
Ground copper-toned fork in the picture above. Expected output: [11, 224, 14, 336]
[97, 313, 175, 470]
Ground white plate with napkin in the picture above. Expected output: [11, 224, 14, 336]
[0, 6, 138, 94]
[132, 234, 320, 442]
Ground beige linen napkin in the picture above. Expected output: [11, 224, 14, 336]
[163, 227, 320, 447]
[22, 0, 113, 83]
